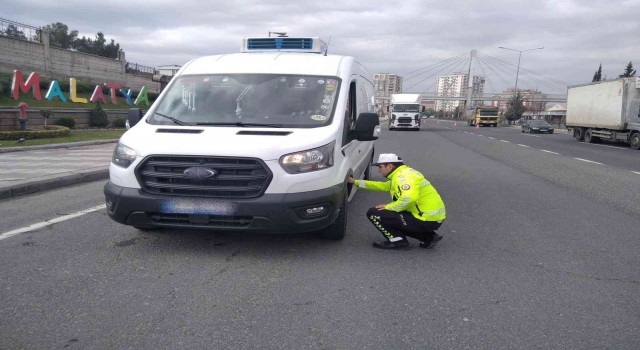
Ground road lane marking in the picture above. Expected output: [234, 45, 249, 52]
[632, 171, 640, 175]
[500, 140, 509, 143]
[540, 149, 559, 154]
[0, 204, 106, 241]
[487, 137, 496, 140]
[517, 144, 531, 147]
[573, 158, 603, 165]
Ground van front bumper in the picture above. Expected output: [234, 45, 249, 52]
[103, 181, 343, 233]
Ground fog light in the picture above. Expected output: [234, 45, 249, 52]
[306, 207, 326, 215]
[296, 203, 331, 219]
[105, 199, 115, 211]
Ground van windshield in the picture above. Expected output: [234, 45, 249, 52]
[149, 74, 341, 128]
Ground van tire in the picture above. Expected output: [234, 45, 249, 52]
[318, 190, 347, 240]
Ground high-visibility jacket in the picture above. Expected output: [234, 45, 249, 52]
[354, 164, 446, 222]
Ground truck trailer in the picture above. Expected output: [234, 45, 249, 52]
[566, 78, 640, 149]
[388, 94, 422, 131]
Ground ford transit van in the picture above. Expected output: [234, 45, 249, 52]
[104, 36, 380, 239]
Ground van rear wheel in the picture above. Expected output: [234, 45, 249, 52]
[318, 191, 347, 240]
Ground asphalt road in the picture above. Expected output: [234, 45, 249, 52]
[1, 121, 639, 349]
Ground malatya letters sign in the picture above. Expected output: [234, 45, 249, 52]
[10, 70, 150, 106]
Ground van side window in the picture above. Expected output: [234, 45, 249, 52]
[342, 81, 357, 146]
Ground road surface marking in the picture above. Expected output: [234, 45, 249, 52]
[478, 134, 485, 137]
[573, 158, 603, 165]
[0, 204, 106, 241]
[487, 137, 495, 140]
[517, 144, 531, 147]
[632, 171, 640, 175]
[500, 140, 509, 143]
[540, 149, 559, 154]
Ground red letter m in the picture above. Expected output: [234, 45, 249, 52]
[11, 70, 42, 100]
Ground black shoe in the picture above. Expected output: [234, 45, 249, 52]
[373, 239, 410, 250]
[420, 234, 443, 249]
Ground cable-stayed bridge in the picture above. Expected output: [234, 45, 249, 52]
[404, 92, 567, 103]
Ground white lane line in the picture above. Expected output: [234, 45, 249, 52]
[478, 134, 485, 137]
[540, 149, 559, 154]
[500, 140, 509, 143]
[574, 158, 603, 165]
[487, 137, 496, 140]
[0, 204, 106, 241]
[517, 144, 531, 147]
[632, 171, 640, 175]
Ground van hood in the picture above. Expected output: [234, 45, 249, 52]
[120, 125, 336, 161]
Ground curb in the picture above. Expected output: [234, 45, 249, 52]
[0, 168, 109, 200]
[0, 139, 118, 153]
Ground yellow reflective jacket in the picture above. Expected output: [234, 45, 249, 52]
[354, 165, 446, 222]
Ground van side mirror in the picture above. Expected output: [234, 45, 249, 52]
[354, 113, 380, 141]
[127, 108, 143, 129]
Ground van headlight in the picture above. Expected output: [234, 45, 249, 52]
[280, 141, 334, 174]
[112, 142, 138, 168]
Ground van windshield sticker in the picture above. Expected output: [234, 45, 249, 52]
[325, 79, 337, 92]
[311, 115, 327, 121]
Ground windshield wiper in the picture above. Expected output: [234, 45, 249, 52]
[195, 122, 282, 128]
[155, 112, 193, 126]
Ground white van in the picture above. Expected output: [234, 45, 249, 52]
[104, 36, 380, 239]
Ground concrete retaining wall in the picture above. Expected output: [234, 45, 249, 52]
[0, 33, 159, 94]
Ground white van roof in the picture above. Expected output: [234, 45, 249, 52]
[181, 52, 352, 76]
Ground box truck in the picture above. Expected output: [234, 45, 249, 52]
[566, 78, 640, 149]
[388, 94, 422, 130]
[104, 36, 381, 239]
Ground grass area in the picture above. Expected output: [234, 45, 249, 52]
[0, 129, 125, 148]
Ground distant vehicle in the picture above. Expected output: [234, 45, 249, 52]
[429, 115, 435, 119]
[468, 106, 499, 127]
[566, 78, 640, 149]
[522, 120, 554, 134]
[388, 94, 422, 131]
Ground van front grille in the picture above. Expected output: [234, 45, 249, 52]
[136, 155, 272, 198]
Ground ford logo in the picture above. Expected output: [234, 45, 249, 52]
[183, 167, 217, 180]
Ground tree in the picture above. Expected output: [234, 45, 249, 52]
[504, 93, 526, 124]
[592, 63, 602, 82]
[44, 22, 78, 49]
[619, 61, 636, 78]
[3, 24, 27, 40]
[73, 32, 120, 58]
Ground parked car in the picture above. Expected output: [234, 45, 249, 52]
[522, 120, 554, 134]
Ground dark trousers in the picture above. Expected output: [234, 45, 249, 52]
[19, 119, 27, 130]
[366, 207, 442, 243]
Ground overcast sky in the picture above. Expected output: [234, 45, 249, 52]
[4, 0, 639, 95]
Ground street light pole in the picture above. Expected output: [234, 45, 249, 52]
[498, 46, 544, 94]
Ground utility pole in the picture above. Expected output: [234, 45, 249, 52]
[498, 46, 544, 95]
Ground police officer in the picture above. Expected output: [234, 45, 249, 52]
[348, 153, 446, 250]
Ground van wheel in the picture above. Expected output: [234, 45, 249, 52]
[318, 191, 347, 240]
[630, 132, 640, 150]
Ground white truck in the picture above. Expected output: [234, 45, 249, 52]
[388, 94, 422, 131]
[566, 78, 640, 149]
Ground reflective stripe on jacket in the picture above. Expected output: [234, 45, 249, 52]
[354, 165, 446, 222]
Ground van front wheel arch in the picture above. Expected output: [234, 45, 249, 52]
[318, 190, 347, 240]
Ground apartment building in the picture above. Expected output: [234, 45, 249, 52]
[374, 73, 403, 115]
[435, 72, 485, 112]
